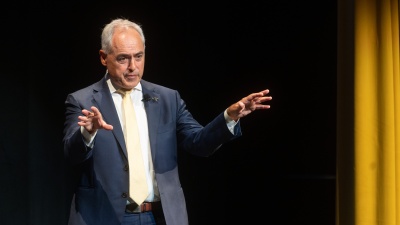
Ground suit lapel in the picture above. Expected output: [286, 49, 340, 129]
[92, 78, 127, 158]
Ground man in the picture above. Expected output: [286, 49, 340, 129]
[63, 18, 272, 225]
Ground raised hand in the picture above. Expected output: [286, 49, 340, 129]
[78, 106, 114, 134]
[226, 89, 272, 121]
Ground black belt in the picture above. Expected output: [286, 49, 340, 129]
[125, 201, 162, 213]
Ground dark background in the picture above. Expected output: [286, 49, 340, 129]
[1, 1, 336, 224]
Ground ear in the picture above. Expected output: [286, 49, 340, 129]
[99, 50, 107, 66]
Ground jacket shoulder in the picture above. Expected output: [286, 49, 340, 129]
[140, 79, 180, 95]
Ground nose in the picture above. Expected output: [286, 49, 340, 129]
[127, 58, 136, 70]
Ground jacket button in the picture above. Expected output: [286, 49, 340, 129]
[122, 193, 128, 198]
[124, 165, 129, 171]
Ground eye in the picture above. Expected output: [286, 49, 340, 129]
[116, 55, 131, 64]
[134, 53, 143, 62]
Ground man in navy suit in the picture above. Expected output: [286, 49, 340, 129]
[63, 18, 272, 225]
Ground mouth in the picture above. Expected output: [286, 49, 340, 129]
[125, 74, 139, 80]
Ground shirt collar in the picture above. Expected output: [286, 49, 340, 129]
[106, 75, 142, 94]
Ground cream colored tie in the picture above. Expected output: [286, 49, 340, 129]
[118, 89, 149, 205]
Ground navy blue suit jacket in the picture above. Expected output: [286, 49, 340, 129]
[63, 76, 241, 225]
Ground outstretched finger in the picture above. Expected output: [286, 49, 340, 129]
[260, 89, 270, 95]
[89, 106, 101, 116]
[249, 89, 269, 99]
[102, 123, 114, 131]
[82, 109, 93, 117]
[255, 96, 272, 103]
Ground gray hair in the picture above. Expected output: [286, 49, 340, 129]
[101, 18, 146, 54]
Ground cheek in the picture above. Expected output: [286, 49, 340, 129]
[138, 61, 145, 71]
[107, 65, 126, 79]
[109, 63, 126, 72]
[139, 63, 145, 71]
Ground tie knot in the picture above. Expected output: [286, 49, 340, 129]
[117, 88, 133, 97]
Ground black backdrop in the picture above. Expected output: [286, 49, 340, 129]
[1, 1, 337, 225]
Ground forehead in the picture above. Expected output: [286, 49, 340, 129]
[112, 27, 144, 53]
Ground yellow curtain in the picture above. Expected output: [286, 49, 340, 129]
[337, 0, 400, 225]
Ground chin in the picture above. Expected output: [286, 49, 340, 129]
[125, 79, 140, 88]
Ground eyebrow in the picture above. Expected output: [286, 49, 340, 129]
[116, 51, 144, 57]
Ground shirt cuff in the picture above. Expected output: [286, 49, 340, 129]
[81, 126, 96, 148]
[224, 109, 239, 134]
